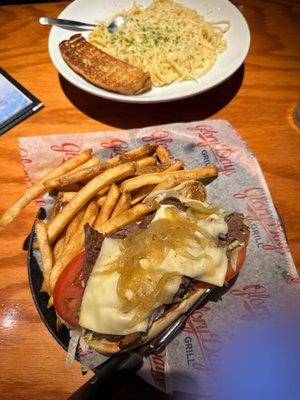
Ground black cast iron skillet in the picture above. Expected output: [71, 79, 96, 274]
[29, 203, 284, 399]
[26, 209, 221, 399]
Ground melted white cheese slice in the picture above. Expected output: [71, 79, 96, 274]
[79, 204, 229, 335]
[197, 213, 228, 237]
[79, 238, 149, 335]
[152, 206, 228, 286]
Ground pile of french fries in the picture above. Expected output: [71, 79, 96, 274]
[0, 144, 218, 306]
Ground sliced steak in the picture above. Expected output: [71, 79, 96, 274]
[90, 332, 124, 342]
[138, 211, 155, 229]
[111, 222, 142, 239]
[110, 197, 186, 238]
[160, 197, 188, 212]
[218, 213, 250, 248]
[83, 224, 105, 285]
[88, 330, 142, 348]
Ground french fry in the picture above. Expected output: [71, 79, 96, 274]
[58, 183, 83, 192]
[44, 162, 108, 189]
[131, 161, 185, 205]
[53, 157, 100, 190]
[41, 149, 92, 178]
[66, 156, 100, 174]
[49, 201, 98, 292]
[165, 161, 184, 172]
[111, 191, 131, 218]
[121, 165, 218, 193]
[94, 183, 120, 228]
[131, 185, 155, 206]
[53, 231, 66, 262]
[60, 191, 77, 203]
[49, 192, 64, 222]
[135, 162, 171, 176]
[84, 200, 99, 228]
[63, 207, 86, 250]
[146, 162, 184, 195]
[47, 146, 156, 189]
[156, 145, 170, 163]
[152, 175, 182, 192]
[97, 185, 110, 196]
[106, 144, 157, 167]
[96, 195, 107, 207]
[47, 162, 136, 243]
[53, 206, 86, 262]
[0, 149, 92, 227]
[98, 201, 159, 236]
[56, 145, 155, 189]
[35, 220, 53, 294]
[135, 156, 157, 169]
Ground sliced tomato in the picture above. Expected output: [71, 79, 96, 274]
[193, 247, 247, 290]
[53, 251, 85, 327]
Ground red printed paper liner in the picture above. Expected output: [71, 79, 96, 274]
[18, 120, 299, 394]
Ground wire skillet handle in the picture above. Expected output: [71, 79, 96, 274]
[67, 288, 214, 398]
[146, 287, 213, 355]
[67, 352, 143, 400]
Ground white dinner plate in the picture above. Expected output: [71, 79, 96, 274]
[48, 0, 250, 103]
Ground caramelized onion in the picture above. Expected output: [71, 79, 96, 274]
[128, 273, 180, 327]
[100, 205, 218, 323]
[186, 200, 220, 220]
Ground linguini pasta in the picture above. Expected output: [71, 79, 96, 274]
[88, 0, 230, 87]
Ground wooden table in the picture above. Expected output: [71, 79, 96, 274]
[0, 1, 299, 399]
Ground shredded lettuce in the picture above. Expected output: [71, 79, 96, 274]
[243, 218, 252, 227]
[218, 209, 230, 218]
[79, 335, 89, 353]
[66, 328, 82, 367]
[228, 240, 243, 251]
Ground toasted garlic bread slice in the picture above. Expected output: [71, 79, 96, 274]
[59, 34, 152, 95]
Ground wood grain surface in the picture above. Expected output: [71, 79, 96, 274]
[0, 1, 299, 399]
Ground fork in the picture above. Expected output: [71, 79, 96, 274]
[39, 16, 126, 34]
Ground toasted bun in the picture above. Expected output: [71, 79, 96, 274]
[144, 180, 207, 204]
[84, 287, 207, 355]
[174, 180, 207, 202]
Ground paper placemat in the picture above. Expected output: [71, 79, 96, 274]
[19, 120, 299, 394]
